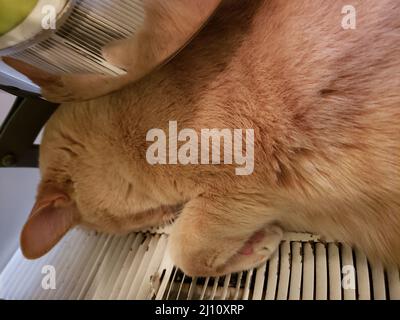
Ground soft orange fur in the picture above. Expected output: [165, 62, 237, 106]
[19, 0, 400, 277]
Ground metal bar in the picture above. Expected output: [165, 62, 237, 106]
[0, 93, 58, 168]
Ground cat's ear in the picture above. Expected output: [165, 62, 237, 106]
[20, 186, 80, 259]
[1, 56, 62, 89]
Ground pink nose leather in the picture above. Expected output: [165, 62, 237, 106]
[239, 230, 266, 255]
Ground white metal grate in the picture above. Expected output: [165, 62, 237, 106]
[1, 228, 399, 300]
[9, 0, 145, 76]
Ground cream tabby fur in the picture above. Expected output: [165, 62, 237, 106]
[14, 0, 400, 276]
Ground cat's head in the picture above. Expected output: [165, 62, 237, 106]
[20, 103, 168, 259]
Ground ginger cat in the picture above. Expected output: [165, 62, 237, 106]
[16, 0, 400, 277]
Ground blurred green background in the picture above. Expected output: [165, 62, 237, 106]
[0, 0, 39, 36]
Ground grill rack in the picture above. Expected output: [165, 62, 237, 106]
[1, 228, 399, 300]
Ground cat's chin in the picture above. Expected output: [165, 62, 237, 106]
[137, 203, 183, 233]
[77, 203, 183, 235]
